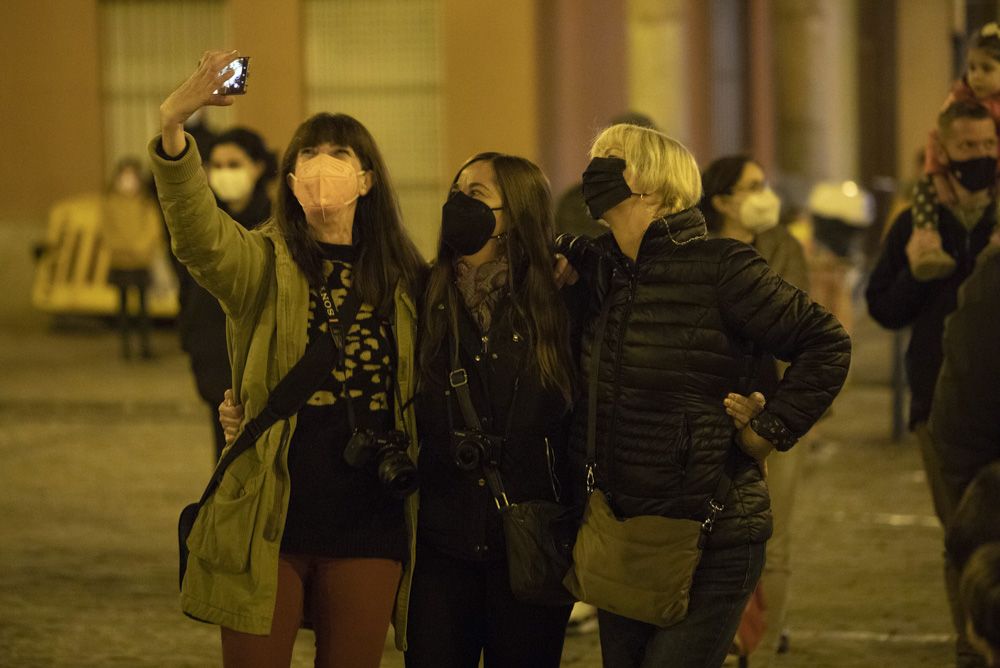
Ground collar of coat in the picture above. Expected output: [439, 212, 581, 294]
[605, 206, 709, 267]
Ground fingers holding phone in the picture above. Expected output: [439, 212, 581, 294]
[159, 50, 249, 156]
[215, 56, 250, 96]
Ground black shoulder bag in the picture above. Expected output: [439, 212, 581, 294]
[447, 319, 577, 607]
[178, 287, 363, 590]
[562, 277, 736, 627]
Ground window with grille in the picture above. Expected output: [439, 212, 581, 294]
[304, 0, 443, 257]
[100, 0, 232, 178]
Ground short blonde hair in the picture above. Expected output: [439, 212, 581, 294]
[589, 124, 702, 215]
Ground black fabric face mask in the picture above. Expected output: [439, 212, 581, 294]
[948, 155, 997, 192]
[581, 157, 635, 220]
[441, 191, 501, 256]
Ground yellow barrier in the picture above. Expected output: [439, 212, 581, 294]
[32, 194, 179, 318]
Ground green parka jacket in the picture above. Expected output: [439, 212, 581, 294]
[148, 134, 420, 649]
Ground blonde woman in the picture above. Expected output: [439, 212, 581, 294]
[560, 124, 851, 667]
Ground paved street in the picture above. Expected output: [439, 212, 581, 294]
[0, 310, 953, 667]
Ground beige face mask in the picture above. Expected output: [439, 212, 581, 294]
[289, 154, 365, 220]
[738, 187, 781, 234]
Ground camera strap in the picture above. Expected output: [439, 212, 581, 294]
[317, 282, 364, 432]
[446, 305, 521, 509]
[194, 333, 337, 508]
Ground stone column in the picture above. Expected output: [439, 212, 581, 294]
[773, 0, 859, 192]
[627, 0, 695, 148]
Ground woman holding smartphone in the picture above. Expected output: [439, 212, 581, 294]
[152, 51, 425, 668]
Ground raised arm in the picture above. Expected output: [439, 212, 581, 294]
[149, 50, 270, 318]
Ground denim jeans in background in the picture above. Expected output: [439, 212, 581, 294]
[597, 541, 767, 668]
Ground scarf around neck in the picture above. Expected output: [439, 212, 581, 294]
[454, 255, 509, 333]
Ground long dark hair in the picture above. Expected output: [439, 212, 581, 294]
[273, 112, 425, 311]
[419, 153, 573, 404]
[699, 154, 752, 233]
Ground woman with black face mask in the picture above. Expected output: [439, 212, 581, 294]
[404, 152, 580, 667]
[558, 124, 852, 668]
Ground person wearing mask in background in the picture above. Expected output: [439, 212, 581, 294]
[558, 123, 850, 668]
[101, 157, 165, 360]
[909, 22, 1000, 281]
[151, 51, 426, 668]
[173, 126, 276, 461]
[866, 99, 998, 668]
[700, 155, 809, 667]
[404, 152, 581, 667]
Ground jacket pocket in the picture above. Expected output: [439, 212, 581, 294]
[187, 471, 265, 573]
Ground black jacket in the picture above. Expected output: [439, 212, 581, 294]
[865, 205, 996, 428]
[415, 293, 581, 561]
[930, 245, 1000, 497]
[562, 209, 851, 549]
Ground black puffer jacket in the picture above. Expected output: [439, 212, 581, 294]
[561, 209, 851, 549]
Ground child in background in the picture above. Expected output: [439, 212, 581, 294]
[912, 22, 1000, 281]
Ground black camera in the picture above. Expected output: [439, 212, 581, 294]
[451, 430, 504, 471]
[343, 429, 418, 498]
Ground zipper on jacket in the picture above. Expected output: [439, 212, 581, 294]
[544, 436, 561, 502]
[481, 334, 490, 355]
[964, 229, 972, 275]
[606, 273, 637, 501]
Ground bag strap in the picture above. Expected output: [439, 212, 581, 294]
[585, 274, 617, 494]
[583, 273, 736, 535]
[196, 280, 364, 507]
[446, 304, 524, 510]
[701, 455, 734, 540]
[448, 313, 484, 432]
[700, 342, 762, 536]
[195, 332, 334, 506]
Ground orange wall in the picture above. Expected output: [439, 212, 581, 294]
[0, 2, 105, 223]
[229, 0, 303, 158]
[0, 1, 305, 226]
[0, 0, 608, 223]
[537, 0, 627, 194]
[440, 0, 541, 180]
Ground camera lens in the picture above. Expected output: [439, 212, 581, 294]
[453, 438, 482, 471]
[377, 449, 418, 498]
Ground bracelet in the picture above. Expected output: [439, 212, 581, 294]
[749, 413, 797, 452]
